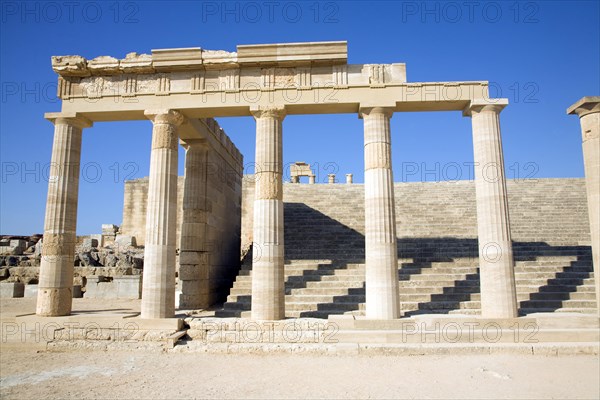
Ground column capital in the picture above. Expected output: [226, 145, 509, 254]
[249, 105, 286, 120]
[45, 112, 92, 129]
[358, 106, 394, 119]
[144, 109, 186, 126]
[180, 138, 209, 151]
[567, 96, 600, 118]
[462, 98, 508, 117]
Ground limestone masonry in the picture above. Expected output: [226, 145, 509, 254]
[22, 41, 599, 324]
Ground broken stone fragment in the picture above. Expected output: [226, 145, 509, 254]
[120, 52, 154, 73]
[51, 55, 90, 76]
[88, 56, 120, 75]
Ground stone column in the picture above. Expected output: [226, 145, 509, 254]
[141, 110, 185, 319]
[309, 175, 316, 184]
[328, 174, 336, 184]
[567, 97, 600, 316]
[346, 174, 353, 184]
[464, 99, 517, 319]
[360, 107, 400, 319]
[250, 106, 286, 320]
[37, 114, 92, 316]
[179, 139, 210, 309]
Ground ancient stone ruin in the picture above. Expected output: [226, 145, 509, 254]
[4, 42, 597, 331]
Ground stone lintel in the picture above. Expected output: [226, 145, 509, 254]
[44, 112, 93, 129]
[237, 41, 347, 66]
[180, 138, 209, 150]
[462, 98, 509, 117]
[567, 96, 600, 117]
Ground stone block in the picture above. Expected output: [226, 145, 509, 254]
[181, 280, 209, 296]
[81, 237, 99, 250]
[115, 235, 136, 247]
[101, 224, 119, 234]
[179, 293, 210, 309]
[24, 284, 38, 298]
[24, 283, 80, 298]
[0, 282, 25, 298]
[114, 276, 142, 299]
[179, 264, 207, 280]
[34, 240, 43, 256]
[84, 276, 141, 299]
[179, 251, 208, 266]
[90, 234, 104, 247]
[0, 240, 25, 256]
[72, 284, 83, 298]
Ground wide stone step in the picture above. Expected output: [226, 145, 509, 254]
[518, 284, 596, 293]
[514, 272, 593, 280]
[517, 299, 597, 309]
[519, 308, 597, 315]
[515, 277, 595, 286]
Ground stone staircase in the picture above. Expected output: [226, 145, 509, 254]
[216, 178, 596, 318]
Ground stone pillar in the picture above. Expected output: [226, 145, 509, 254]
[360, 107, 400, 319]
[37, 113, 92, 316]
[464, 99, 517, 319]
[328, 174, 336, 184]
[346, 173, 353, 184]
[141, 110, 185, 319]
[309, 175, 316, 184]
[179, 139, 210, 309]
[291, 176, 299, 183]
[567, 97, 600, 316]
[250, 106, 286, 320]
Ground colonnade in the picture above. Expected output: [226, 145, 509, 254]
[37, 97, 599, 320]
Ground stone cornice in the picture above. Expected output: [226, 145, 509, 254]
[52, 41, 348, 77]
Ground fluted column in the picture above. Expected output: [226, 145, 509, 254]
[37, 114, 92, 316]
[464, 99, 517, 319]
[568, 97, 600, 316]
[250, 106, 286, 320]
[179, 139, 210, 309]
[360, 107, 400, 319]
[141, 110, 185, 319]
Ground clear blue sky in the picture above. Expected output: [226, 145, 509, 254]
[1, 0, 599, 235]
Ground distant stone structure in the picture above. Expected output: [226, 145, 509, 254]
[289, 162, 313, 183]
[34, 40, 599, 323]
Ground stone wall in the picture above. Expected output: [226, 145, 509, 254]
[241, 178, 591, 253]
[121, 139, 243, 304]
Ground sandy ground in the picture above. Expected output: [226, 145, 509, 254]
[1, 299, 599, 399]
[0, 348, 598, 399]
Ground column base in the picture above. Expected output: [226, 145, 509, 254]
[36, 287, 72, 316]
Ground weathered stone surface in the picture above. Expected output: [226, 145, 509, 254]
[81, 238, 99, 251]
[0, 239, 26, 255]
[568, 97, 600, 316]
[115, 235, 136, 248]
[0, 282, 24, 298]
[85, 276, 141, 299]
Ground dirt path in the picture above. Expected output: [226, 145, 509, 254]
[1, 348, 598, 399]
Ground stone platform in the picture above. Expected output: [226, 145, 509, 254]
[2, 298, 597, 354]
